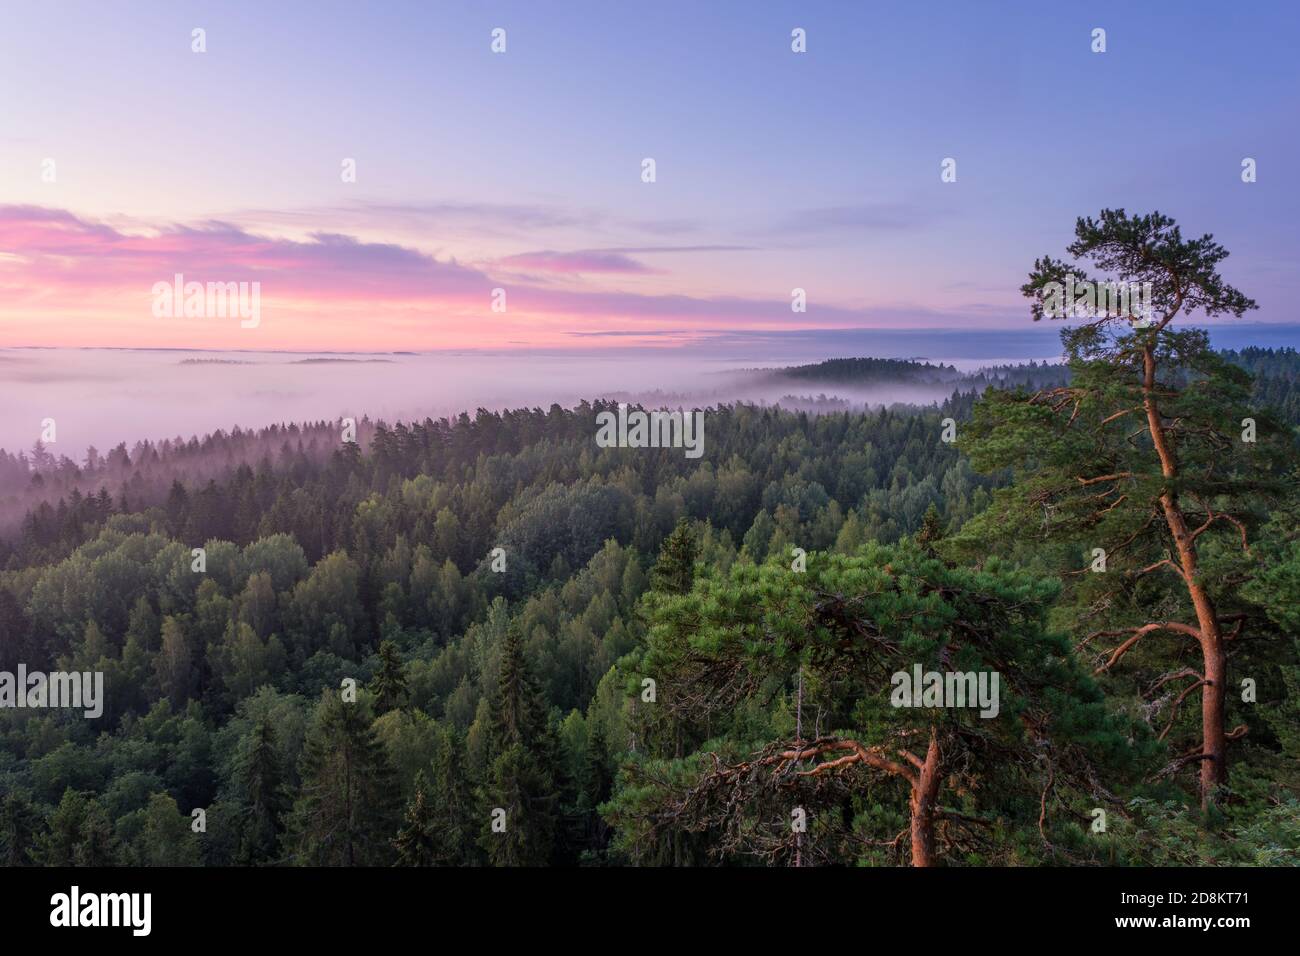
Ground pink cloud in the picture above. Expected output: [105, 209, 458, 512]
[0, 205, 979, 349]
[0, 206, 487, 301]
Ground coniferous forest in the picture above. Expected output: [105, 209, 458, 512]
[2, 214, 1297, 870]
[8, 4, 1300, 942]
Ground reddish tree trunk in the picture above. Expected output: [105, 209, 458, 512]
[909, 733, 942, 867]
[1143, 345, 1228, 808]
[1200, 641, 1228, 801]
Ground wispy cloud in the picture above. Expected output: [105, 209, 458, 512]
[231, 199, 710, 245]
[0, 205, 486, 300]
[496, 249, 658, 275]
[595, 245, 759, 254]
[0, 204, 1010, 349]
[767, 202, 945, 238]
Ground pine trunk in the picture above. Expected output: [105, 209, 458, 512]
[909, 732, 942, 867]
[1144, 345, 1227, 808]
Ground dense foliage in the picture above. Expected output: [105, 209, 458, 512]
[0, 332, 1296, 866]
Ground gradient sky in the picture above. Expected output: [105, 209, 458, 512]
[2, 0, 1297, 350]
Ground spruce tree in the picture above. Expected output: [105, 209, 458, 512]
[393, 770, 439, 866]
[234, 716, 289, 864]
[285, 691, 400, 866]
[577, 726, 614, 862]
[915, 502, 944, 552]
[651, 518, 699, 595]
[481, 744, 556, 867]
[370, 639, 409, 714]
[394, 729, 481, 867]
[428, 726, 478, 865]
[75, 798, 118, 867]
[480, 622, 559, 866]
[35, 789, 119, 867]
[0, 790, 39, 866]
[33, 789, 88, 867]
[491, 623, 548, 748]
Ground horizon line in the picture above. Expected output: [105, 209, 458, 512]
[3, 321, 1298, 355]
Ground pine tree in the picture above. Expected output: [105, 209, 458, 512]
[956, 209, 1287, 809]
[609, 543, 1138, 867]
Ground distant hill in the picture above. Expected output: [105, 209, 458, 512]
[760, 355, 1069, 392]
[760, 356, 962, 385]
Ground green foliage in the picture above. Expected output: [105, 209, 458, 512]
[479, 623, 560, 866]
[650, 518, 699, 595]
[608, 542, 1144, 865]
[392, 771, 440, 866]
[0, 345, 1294, 866]
[123, 792, 202, 866]
[230, 716, 290, 864]
[954, 209, 1296, 813]
[34, 788, 118, 866]
[370, 640, 409, 714]
[284, 692, 400, 866]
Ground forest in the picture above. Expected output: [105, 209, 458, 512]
[1, 215, 1298, 867]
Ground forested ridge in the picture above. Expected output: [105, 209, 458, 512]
[1, 335, 1297, 866]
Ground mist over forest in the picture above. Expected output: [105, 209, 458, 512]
[5, 0, 1300, 937]
[0, 349, 1057, 534]
[2, 332, 1297, 870]
[2, 343, 1295, 556]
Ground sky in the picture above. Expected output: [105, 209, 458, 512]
[1, 0, 1298, 351]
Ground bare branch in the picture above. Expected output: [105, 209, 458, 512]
[1092, 621, 1205, 673]
[1158, 679, 1207, 741]
[1075, 472, 1134, 486]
